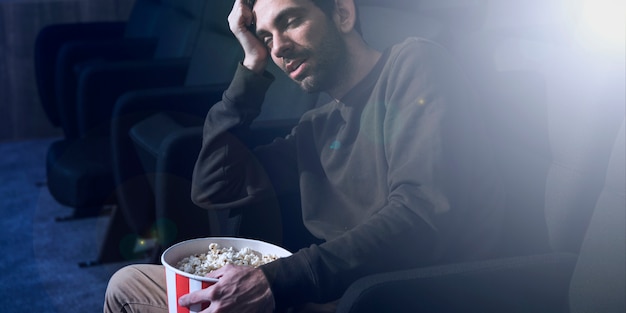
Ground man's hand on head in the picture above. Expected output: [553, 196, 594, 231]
[228, 0, 269, 74]
[178, 264, 275, 313]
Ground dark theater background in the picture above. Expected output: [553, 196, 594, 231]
[1, 1, 137, 311]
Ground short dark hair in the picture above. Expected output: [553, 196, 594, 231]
[246, 0, 362, 35]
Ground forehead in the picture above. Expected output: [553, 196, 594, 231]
[253, 0, 318, 28]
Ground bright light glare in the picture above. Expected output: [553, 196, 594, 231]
[578, 0, 625, 51]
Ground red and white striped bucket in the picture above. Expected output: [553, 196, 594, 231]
[161, 237, 292, 313]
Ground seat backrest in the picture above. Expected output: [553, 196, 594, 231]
[569, 119, 625, 313]
[123, 0, 164, 38]
[184, 0, 242, 86]
[151, 0, 208, 59]
[471, 0, 625, 255]
[481, 69, 553, 256]
[539, 45, 625, 253]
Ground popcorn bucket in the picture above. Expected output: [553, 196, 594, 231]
[161, 237, 292, 313]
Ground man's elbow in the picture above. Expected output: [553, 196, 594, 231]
[190, 184, 213, 209]
[190, 179, 243, 210]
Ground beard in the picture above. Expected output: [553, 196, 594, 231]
[284, 22, 348, 94]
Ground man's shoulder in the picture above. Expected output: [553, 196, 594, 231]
[394, 37, 441, 48]
[381, 37, 461, 88]
[388, 37, 452, 64]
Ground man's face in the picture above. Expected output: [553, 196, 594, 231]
[253, 0, 348, 93]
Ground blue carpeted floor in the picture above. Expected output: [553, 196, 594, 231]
[0, 138, 135, 312]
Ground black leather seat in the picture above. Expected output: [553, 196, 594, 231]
[57, 0, 207, 140]
[34, 0, 163, 129]
[45, 0, 209, 219]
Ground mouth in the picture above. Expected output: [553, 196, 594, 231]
[285, 59, 307, 80]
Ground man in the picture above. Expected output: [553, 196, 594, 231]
[104, 0, 504, 312]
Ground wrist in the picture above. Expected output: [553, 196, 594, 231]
[242, 55, 267, 74]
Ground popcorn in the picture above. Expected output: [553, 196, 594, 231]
[176, 242, 278, 276]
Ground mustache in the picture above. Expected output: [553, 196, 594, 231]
[281, 51, 308, 67]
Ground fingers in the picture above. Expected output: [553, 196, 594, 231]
[206, 264, 233, 279]
[179, 265, 233, 307]
[227, 0, 268, 73]
[178, 288, 208, 307]
[228, 0, 255, 35]
[178, 284, 220, 308]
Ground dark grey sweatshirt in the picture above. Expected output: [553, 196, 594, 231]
[192, 38, 505, 309]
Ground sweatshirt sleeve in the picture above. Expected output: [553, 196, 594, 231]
[191, 63, 295, 210]
[261, 39, 504, 308]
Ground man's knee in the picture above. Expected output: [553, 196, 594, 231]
[107, 265, 134, 293]
[104, 265, 137, 312]
[104, 264, 167, 313]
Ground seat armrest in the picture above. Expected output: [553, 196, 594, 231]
[129, 113, 186, 161]
[130, 121, 222, 243]
[113, 83, 230, 121]
[155, 127, 217, 243]
[337, 253, 578, 313]
[75, 58, 191, 135]
[110, 84, 229, 237]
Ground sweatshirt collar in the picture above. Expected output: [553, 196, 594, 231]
[337, 47, 391, 107]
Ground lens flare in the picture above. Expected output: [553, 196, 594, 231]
[577, 0, 625, 51]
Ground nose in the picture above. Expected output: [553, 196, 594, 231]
[272, 33, 293, 59]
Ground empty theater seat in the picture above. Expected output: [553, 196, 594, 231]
[34, 0, 163, 128]
[45, 0, 209, 219]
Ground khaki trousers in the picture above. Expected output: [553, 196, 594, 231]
[104, 264, 337, 313]
[104, 264, 168, 313]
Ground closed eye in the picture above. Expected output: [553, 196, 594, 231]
[286, 16, 302, 28]
[255, 7, 307, 50]
[264, 17, 303, 50]
[263, 36, 273, 49]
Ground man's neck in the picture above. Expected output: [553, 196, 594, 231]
[328, 37, 382, 100]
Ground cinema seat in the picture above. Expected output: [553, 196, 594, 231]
[45, 0, 208, 220]
[34, 0, 163, 128]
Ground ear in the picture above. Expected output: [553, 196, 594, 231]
[333, 0, 356, 33]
